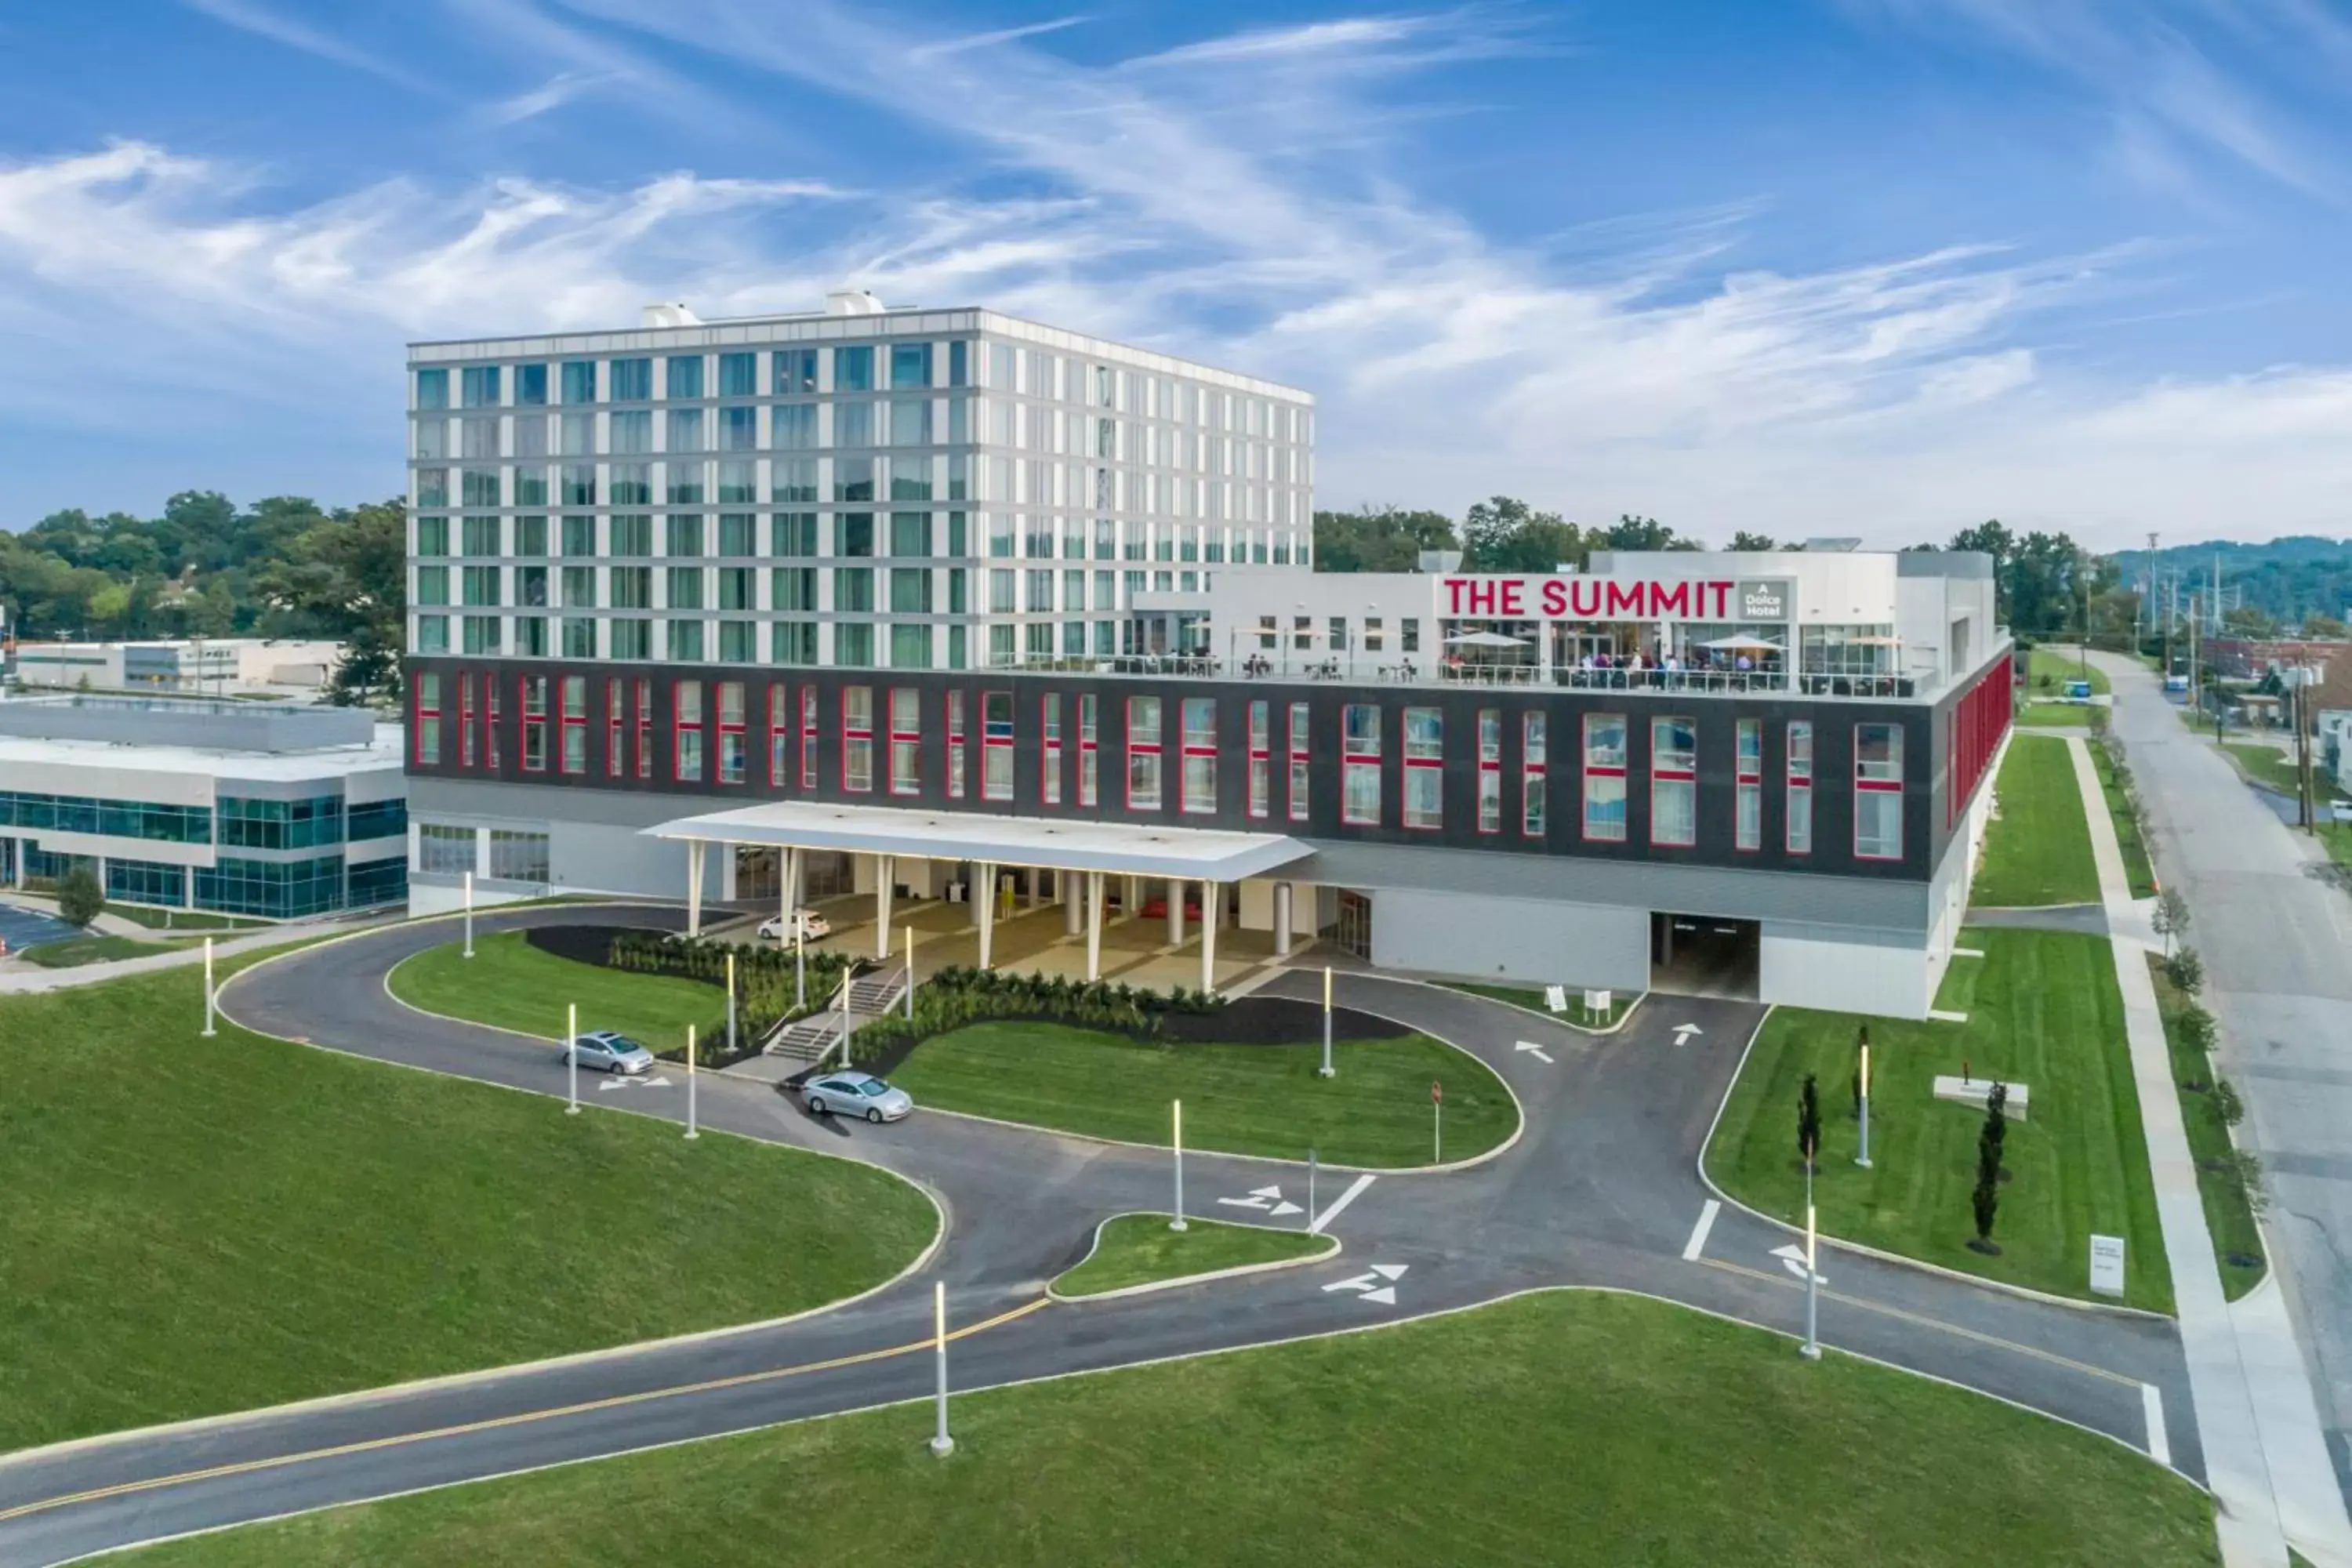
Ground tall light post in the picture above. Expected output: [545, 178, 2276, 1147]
[1855, 1030, 1872, 1171]
[904, 921, 915, 1018]
[725, 953, 738, 1059]
[1319, 965, 1335, 1079]
[565, 1000, 579, 1115]
[1801, 1152, 1822, 1361]
[928, 1280, 954, 1457]
[795, 923, 806, 1011]
[463, 869, 475, 960]
[684, 1023, 699, 1140]
[1170, 1099, 1187, 1232]
[200, 937, 217, 1037]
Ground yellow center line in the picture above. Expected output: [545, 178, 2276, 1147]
[1696, 1257, 2140, 1388]
[0, 1296, 1054, 1526]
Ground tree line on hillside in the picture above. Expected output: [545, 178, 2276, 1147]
[1316, 501, 2121, 643]
[2, 492, 405, 703]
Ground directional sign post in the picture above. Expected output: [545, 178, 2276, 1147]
[564, 1001, 579, 1116]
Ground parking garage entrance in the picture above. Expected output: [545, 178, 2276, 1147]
[1651, 911, 1759, 1000]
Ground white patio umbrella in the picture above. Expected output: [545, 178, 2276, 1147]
[1444, 630, 1529, 648]
[1698, 633, 1784, 653]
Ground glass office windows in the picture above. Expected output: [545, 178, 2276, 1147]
[461, 516, 500, 556]
[719, 620, 754, 664]
[414, 673, 443, 764]
[460, 365, 499, 408]
[891, 511, 931, 557]
[717, 512, 756, 557]
[610, 408, 652, 453]
[889, 398, 931, 446]
[1403, 708, 1443, 829]
[1477, 709, 1502, 833]
[835, 623, 874, 667]
[194, 855, 346, 919]
[774, 621, 817, 665]
[983, 690, 1014, 801]
[419, 822, 473, 876]
[800, 685, 819, 789]
[1737, 719, 1763, 852]
[888, 568, 931, 614]
[1179, 698, 1217, 815]
[836, 457, 876, 503]
[667, 407, 705, 453]
[833, 399, 875, 448]
[775, 347, 817, 394]
[840, 685, 874, 792]
[488, 831, 549, 885]
[1288, 703, 1312, 822]
[718, 351, 757, 397]
[561, 676, 588, 775]
[774, 513, 818, 557]
[514, 514, 547, 555]
[717, 568, 753, 611]
[718, 406, 756, 452]
[891, 456, 931, 501]
[216, 794, 347, 850]
[1522, 712, 1548, 837]
[521, 674, 549, 772]
[415, 566, 449, 607]
[774, 402, 817, 451]
[1341, 704, 1381, 826]
[665, 514, 705, 557]
[1855, 723, 1904, 860]
[673, 680, 704, 782]
[834, 345, 874, 392]
[1078, 694, 1098, 807]
[416, 367, 448, 409]
[1788, 721, 1813, 855]
[891, 342, 932, 388]
[460, 566, 500, 606]
[561, 360, 597, 404]
[887, 688, 920, 796]
[943, 690, 967, 799]
[717, 681, 746, 785]
[1127, 696, 1163, 810]
[1583, 714, 1628, 842]
[666, 619, 705, 662]
[833, 567, 873, 614]
[1650, 717, 1697, 848]
[666, 355, 704, 400]
[610, 358, 652, 401]
[666, 566, 705, 611]
[1041, 693, 1063, 805]
[1248, 701, 1271, 818]
[768, 684, 792, 787]
[417, 469, 449, 508]
[835, 511, 876, 558]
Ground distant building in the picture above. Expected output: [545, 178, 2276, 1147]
[2205, 637, 2347, 683]
[0, 695, 406, 917]
[9, 639, 346, 695]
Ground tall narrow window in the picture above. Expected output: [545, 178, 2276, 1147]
[414, 673, 442, 765]
[1736, 719, 1762, 851]
[1788, 721, 1813, 855]
[889, 688, 921, 796]
[1341, 704, 1382, 826]
[1288, 703, 1311, 822]
[1079, 695, 1099, 808]
[983, 691, 1014, 801]
[519, 676, 546, 772]
[485, 678, 502, 769]
[1522, 712, 1547, 837]
[1181, 698, 1217, 815]
[635, 680, 653, 781]
[947, 691, 967, 799]
[1041, 694, 1063, 805]
[607, 680, 625, 778]
[560, 676, 587, 775]
[843, 686, 874, 792]
[1247, 701, 1271, 818]
[799, 687, 818, 790]
[717, 681, 746, 785]
[674, 681, 704, 782]
[1403, 707, 1443, 829]
[459, 673, 477, 768]
[768, 684, 791, 787]
[1650, 716, 1696, 847]
[1127, 695, 1164, 811]
[1582, 713, 1626, 842]
[1855, 723, 1904, 860]
[1476, 708, 1502, 833]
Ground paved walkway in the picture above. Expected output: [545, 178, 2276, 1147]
[0, 916, 385, 996]
[2068, 732, 2352, 1566]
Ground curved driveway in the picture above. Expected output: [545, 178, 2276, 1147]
[0, 906, 2199, 1565]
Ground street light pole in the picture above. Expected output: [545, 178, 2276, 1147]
[795, 924, 806, 1011]
[200, 936, 217, 1036]
[726, 953, 738, 1058]
[463, 869, 475, 959]
[565, 1000, 579, 1115]
[1170, 1099, 1187, 1232]
[1856, 1039, 1872, 1170]
[1319, 964, 1335, 1078]
[905, 921, 915, 1018]
[928, 1280, 954, 1457]
[1801, 1160, 1822, 1361]
[685, 1023, 699, 1140]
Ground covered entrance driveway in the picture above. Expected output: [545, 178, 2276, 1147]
[641, 802, 1312, 996]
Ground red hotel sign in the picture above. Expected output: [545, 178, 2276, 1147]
[1440, 575, 1740, 621]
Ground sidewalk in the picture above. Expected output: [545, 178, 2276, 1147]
[0, 916, 386, 996]
[2068, 735, 2352, 1567]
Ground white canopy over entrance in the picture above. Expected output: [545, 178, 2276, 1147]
[641, 800, 1313, 989]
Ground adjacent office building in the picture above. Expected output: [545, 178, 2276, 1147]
[402, 295, 2010, 1018]
[0, 696, 408, 917]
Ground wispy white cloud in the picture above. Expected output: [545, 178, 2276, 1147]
[477, 70, 619, 126]
[178, 0, 436, 93]
[911, 14, 1090, 60]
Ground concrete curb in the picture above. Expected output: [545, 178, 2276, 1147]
[1046, 1212, 1341, 1303]
[1355, 968, 1647, 1036]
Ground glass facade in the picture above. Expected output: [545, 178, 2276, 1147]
[194, 855, 346, 919]
[216, 795, 346, 850]
[0, 792, 210, 842]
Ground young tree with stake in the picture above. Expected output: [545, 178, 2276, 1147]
[1797, 1073, 1822, 1174]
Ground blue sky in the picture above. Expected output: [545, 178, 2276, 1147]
[2, 0, 2350, 547]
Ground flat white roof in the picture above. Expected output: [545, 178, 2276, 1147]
[643, 800, 1312, 881]
[0, 728, 405, 783]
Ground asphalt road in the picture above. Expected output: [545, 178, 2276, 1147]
[2092, 650, 2352, 1505]
[0, 906, 2199, 1565]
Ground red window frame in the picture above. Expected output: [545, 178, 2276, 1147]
[1853, 722, 1904, 862]
[1786, 720, 1813, 856]
[1649, 715, 1695, 848]
[1247, 700, 1271, 819]
[768, 684, 791, 788]
[1041, 694, 1063, 805]
[673, 679, 703, 783]
[485, 677, 502, 770]
[1475, 707, 1501, 834]
[889, 688, 921, 797]
[1287, 702, 1311, 822]
[1734, 717, 1762, 853]
[1341, 702, 1381, 826]
[634, 679, 653, 781]
[1401, 706, 1443, 832]
[841, 685, 873, 793]
[799, 686, 818, 789]
[413, 673, 442, 766]
[1521, 710, 1546, 837]
[1581, 712, 1627, 844]
[946, 690, 967, 800]
[606, 679, 625, 779]
[459, 673, 477, 768]
[1179, 697, 1216, 816]
[982, 691, 1014, 802]
[1078, 694, 1098, 808]
[559, 675, 586, 775]
[520, 675, 548, 773]
[1126, 695, 1163, 811]
[717, 681, 746, 786]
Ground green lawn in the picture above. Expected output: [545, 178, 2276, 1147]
[2017, 699, 2096, 728]
[1706, 927, 2172, 1312]
[389, 930, 726, 1054]
[2223, 742, 2309, 797]
[889, 1022, 1515, 1168]
[107, 906, 263, 931]
[1436, 980, 1636, 1031]
[1973, 735, 2100, 907]
[20, 934, 201, 968]
[131, 1290, 2214, 1568]
[2091, 744, 2159, 900]
[0, 955, 935, 1453]
[2148, 956, 2267, 1301]
[1053, 1214, 1334, 1298]
[2028, 646, 2109, 695]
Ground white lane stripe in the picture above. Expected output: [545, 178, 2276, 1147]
[1682, 1199, 1721, 1262]
[1308, 1174, 1376, 1236]
[2142, 1382, 2171, 1468]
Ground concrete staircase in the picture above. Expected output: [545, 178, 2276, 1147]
[760, 966, 909, 1068]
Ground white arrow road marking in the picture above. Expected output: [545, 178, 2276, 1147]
[1307, 1173, 1375, 1236]
[1671, 1024, 1704, 1047]
[1323, 1272, 1381, 1294]
[597, 1075, 673, 1093]
[1217, 1196, 1272, 1210]
[1513, 1040, 1555, 1065]
[1217, 1184, 1302, 1214]
[1269, 1201, 1304, 1216]
[1771, 1243, 1824, 1285]
[1360, 1287, 1397, 1305]
[1322, 1262, 1409, 1305]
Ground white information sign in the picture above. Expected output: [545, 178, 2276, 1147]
[1544, 985, 1568, 1014]
[2089, 1234, 2126, 1297]
[1584, 989, 1613, 1017]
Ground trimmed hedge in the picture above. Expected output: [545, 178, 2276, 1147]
[850, 966, 1215, 1065]
[522, 925, 861, 1069]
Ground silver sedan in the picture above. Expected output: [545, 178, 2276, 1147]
[801, 1070, 912, 1123]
